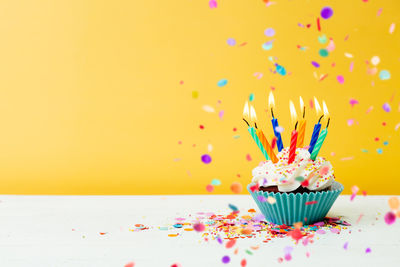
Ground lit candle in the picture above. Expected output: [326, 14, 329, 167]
[252, 107, 279, 163]
[242, 102, 270, 161]
[310, 101, 330, 160]
[297, 96, 306, 147]
[268, 92, 284, 152]
[308, 97, 324, 154]
[288, 101, 298, 164]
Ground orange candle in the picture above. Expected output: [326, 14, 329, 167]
[256, 129, 278, 163]
[288, 100, 298, 164]
[297, 97, 306, 147]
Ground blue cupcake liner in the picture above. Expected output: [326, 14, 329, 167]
[247, 181, 344, 225]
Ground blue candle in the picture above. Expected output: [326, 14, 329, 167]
[308, 122, 321, 154]
[271, 118, 284, 152]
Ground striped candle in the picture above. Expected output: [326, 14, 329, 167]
[288, 129, 298, 164]
[248, 127, 270, 161]
[256, 129, 278, 163]
[308, 122, 321, 153]
[310, 128, 328, 160]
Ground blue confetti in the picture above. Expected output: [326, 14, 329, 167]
[228, 203, 238, 211]
[377, 148, 383, 154]
[227, 38, 236, 46]
[249, 93, 255, 102]
[361, 149, 368, 153]
[275, 64, 286, 76]
[211, 179, 221, 186]
[379, 70, 391, 80]
[173, 224, 183, 228]
[217, 79, 228, 87]
[262, 41, 273, 50]
[383, 141, 389, 146]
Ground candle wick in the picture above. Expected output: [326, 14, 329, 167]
[326, 118, 330, 128]
[242, 118, 250, 127]
[295, 121, 298, 130]
[271, 108, 275, 118]
[303, 107, 305, 118]
[318, 114, 324, 123]
[254, 122, 258, 129]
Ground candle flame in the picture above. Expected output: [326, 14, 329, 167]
[243, 101, 250, 120]
[322, 101, 329, 117]
[314, 97, 322, 116]
[268, 91, 275, 109]
[299, 96, 304, 111]
[289, 100, 297, 123]
[250, 105, 257, 122]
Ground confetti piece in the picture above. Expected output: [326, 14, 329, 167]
[383, 141, 388, 145]
[211, 179, 221, 186]
[311, 61, 320, 68]
[330, 228, 340, 234]
[316, 229, 326, 234]
[241, 259, 247, 267]
[201, 154, 212, 164]
[231, 182, 243, 194]
[226, 239, 236, 249]
[361, 149, 368, 153]
[306, 201, 318, 205]
[284, 246, 294, 255]
[356, 214, 363, 224]
[366, 106, 373, 114]
[124, 262, 135, 267]
[389, 23, 395, 34]
[202, 105, 215, 112]
[173, 223, 183, 228]
[217, 79, 228, 87]
[246, 154, 252, 161]
[171, 264, 182, 267]
[349, 61, 354, 72]
[337, 75, 344, 84]
[275, 126, 284, 133]
[193, 223, 205, 232]
[227, 38, 236, 46]
[264, 28, 275, 37]
[349, 98, 359, 107]
[168, 234, 179, 237]
[379, 70, 390, 80]
[257, 195, 267, 202]
[317, 17, 321, 31]
[382, 103, 391, 112]
[321, 7, 333, 19]
[262, 41, 273, 50]
[396, 123, 400, 131]
[219, 110, 224, 119]
[384, 212, 396, 225]
[209, 0, 217, 9]
[326, 39, 335, 52]
[253, 72, 263, 79]
[341, 156, 354, 161]
[229, 204, 238, 211]
[365, 248, 371, 254]
[275, 64, 286, 75]
[371, 56, 380, 66]
[318, 35, 327, 44]
[377, 148, 383, 154]
[389, 197, 400, 210]
[344, 53, 353, 58]
[377, 8, 383, 16]
[319, 165, 330, 176]
[192, 91, 199, 99]
[249, 184, 258, 192]
[343, 242, 349, 250]
[249, 93, 255, 101]
[206, 184, 214, 192]
[319, 49, 329, 57]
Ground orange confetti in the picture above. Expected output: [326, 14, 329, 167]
[226, 239, 236, 249]
[389, 197, 400, 210]
[168, 234, 179, 237]
[248, 209, 256, 213]
[241, 228, 252, 235]
[184, 228, 194, 231]
[230, 182, 243, 194]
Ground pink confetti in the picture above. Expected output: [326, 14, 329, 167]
[377, 8, 383, 16]
[347, 119, 354, 126]
[330, 228, 340, 234]
[384, 212, 396, 225]
[206, 184, 214, 193]
[389, 23, 395, 34]
[365, 247, 371, 254]
[395, 123, 400, 131]
[253, 72, 263, 79]
[341, 156, 354, 161]
[349, 98, 359, 107]
[356, 214, 364, 224]
[337, 75, 344, 84]
[219, 110, 224, 119]
[124, 262, 135, 267]
[366, 106, 374, 114]
[343, 242, 349, 250]
[193, 223, 205, 232]
[246, 154, 252, 161]
[316, 229, 326, 234]
[349, 62, 354, 72]
[209, 0, 217, 9]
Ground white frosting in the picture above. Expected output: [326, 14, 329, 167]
[251, 147, 334, 192]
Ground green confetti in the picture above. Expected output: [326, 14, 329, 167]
[319, 49, 329, 57]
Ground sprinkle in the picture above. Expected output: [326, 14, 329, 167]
[264, 28, 275, 37]
[337, 75, 344, 84]
[389, 23, 395, 34]
[384, 212, 396, 225]
[222, 256, 230, 264]
[349, 61, 354, 72]
[173, 223, 183, 228]
[382, 103, 391, 112]
[306, 201, 318, 205]
[201, 154, 212, 164]
[229, 204, 238, 211]
[209, 0, 217, 9]
[249, 93, 255, 102]
[379, 70, 391, 80]
[217, 79, 228, 87]
[311, 61, 320, 68]
[202, 105, 215, 113]
[317, 17, 321, 31]
[365, 248, 371, 254]
[366, 106, 373, 114]
[227, 38, 236, 46]
[193, 223, 205, 232]
[344, 53, 353, 58]
[226, 239, 236, 249]
[275, 64, 286, 75]
[206, 184, 214, 192]
[231, 182, 243, 194]
[321, 7, 333, 19]
[211, 179, 221, 186]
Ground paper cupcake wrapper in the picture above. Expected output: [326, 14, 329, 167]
[247, 181, 344, 225]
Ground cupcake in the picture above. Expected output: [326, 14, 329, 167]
[247, 147, 343, 225]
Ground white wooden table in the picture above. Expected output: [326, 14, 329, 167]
[0, 195, 399, 267]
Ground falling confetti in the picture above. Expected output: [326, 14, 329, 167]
[275, 64, 286, 75]
[365, 248, 371, 254]
[211, 179, 221, 186]
[319, 49, 329, 57]
[337, 75, 344, 84]
[262, 41, 273, 50]
[202, 105, 215, 113]
[124, 262, 135, 267]
[349, 99, 359, 107]
[227, 38, 236, 46]
[222, 256, 230, 264]
[377, 148, 383, 154]
[382, 103, 391, 112]
[371, 56, 380, 66]
[217, 79, 228, 87]
[206, 184, 214, 192]
[231, 182, 243, 194]
[311, 61, 320, 68]
[379, 70, 391, 80]
[384, 212, 396, 225]
[321, 7, 333, 19]
[246, 154, 252, 161]
[343, 242, 349, 250]
[193, 223, 205, 232]
[249, 93, 255, 101]
[201, 154, 212, 164]
[388, 196, 400, 210]
[264, 28, 275, 37]
[389, 23, 395, 34]
[209, 0, 217, 9]
[192, 91, 199, 99]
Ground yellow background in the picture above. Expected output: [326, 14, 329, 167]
[0, 1, 398, 195]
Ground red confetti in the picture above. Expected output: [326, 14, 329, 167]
[124, 262, 135, 267]
[199, 125, 204, 129]
[206, 184, 214, 193]
[288, 228, 303, 241]
[226, 239, 236, 249]
[233, 127, 237, 131]
[301, 180, 309, 187]
[99, 232, 106, 235]
[249, 185, 258, 192]
[246, 154, 252, 161]
[240, 259, 247, 267]
[317, 17, 321, 31]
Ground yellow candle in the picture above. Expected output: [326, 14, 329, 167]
[297, 96, 306, 147]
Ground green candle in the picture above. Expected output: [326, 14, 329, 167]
[248, 127, 270, 161]
[310, 128, 327, 160]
